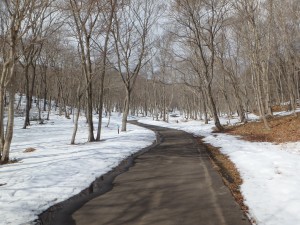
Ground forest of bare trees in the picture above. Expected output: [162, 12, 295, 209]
[0, 0, 299, 163]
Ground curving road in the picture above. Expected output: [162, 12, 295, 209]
[41, 121, 251, 225]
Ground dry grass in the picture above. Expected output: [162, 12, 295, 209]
[271, 105, 291, 112]
[252, 105, 291, 116]
[24, 147, 37, 153]
[224, 112, 300, 143]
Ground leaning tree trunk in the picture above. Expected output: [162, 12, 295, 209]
[96, 0, 114, 140]
[16, 93, 23, 110]
[232, 84, 247, 123]
[207, 85, 223, 131]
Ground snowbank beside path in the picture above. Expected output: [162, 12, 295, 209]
[0, 114, 155, 225]
[138, 116, 300, 225]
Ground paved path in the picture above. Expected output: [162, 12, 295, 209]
[48, 122, 251, 225]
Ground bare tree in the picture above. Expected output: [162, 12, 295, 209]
[170, 0, 230, 131]
[112, 0, 163, 131]
[20, 0, 60, 128]
[155, 34, 175, 122]
[0, 0, 53, 163]
[67, 0, 101, 142]
[215, 31, 248, 123]
[233, 0, 272, 129]
[95, 0, 117, 141]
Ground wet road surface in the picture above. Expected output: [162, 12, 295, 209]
[42, 122, 251, 225]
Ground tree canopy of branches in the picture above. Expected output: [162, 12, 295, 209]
[0, 0, 299, 163]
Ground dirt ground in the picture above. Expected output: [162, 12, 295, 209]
[224, 112, 300, 143]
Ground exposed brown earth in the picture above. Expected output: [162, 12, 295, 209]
[198, 139, 257, 224]
[224, 112, 300, 143]
[24, 147, 37, 153]
[198, 139, 246, 209]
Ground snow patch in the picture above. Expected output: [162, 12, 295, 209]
[0, 113, 155, 225]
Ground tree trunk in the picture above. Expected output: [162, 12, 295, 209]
[207, 86, 223, 131]
[71, 103, 81, 145]
[253, 70, 271, 130]
[46, 97, 51, 120]
[163, 85, 166, 122]
[121, 89, 131, 131]
[106, 111, 111, 127]
[23, 63, 37, 129]
[1, 89, 15, 163]
[37, 97, 42, 121]
[0, 87, 5, 159]
[16, 93, 23, 110]
[201, 90, 209, 124]
[86, 84, 95, 141]
[232, 84, 246, 123]
[96, 80, 104, 141]
[23, 65, 31, 129]
[43, 67, 47, 112]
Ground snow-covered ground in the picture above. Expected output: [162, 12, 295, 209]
[1, 105, 300, 225]
[0, 113, 155, 225]
[138, 112, 300, 225]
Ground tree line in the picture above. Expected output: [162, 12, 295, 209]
[0, 0, 299, 163]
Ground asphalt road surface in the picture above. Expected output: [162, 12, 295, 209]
[43, 121, 251, 225]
